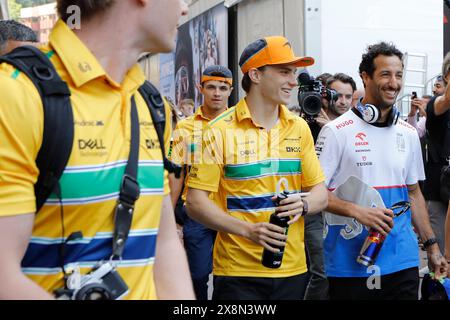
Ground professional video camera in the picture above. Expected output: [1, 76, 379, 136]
[297, 70, 338, 120]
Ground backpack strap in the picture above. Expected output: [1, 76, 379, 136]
[0, 46, 73, 212]
[138, 81, 181, 178]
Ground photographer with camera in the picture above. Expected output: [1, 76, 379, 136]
[299, 72, 356, 141]
[406, 92, 430, 138]
[0, 0, 194, 300]
[297, 72, 356, 299]
[423, 52, 450, 255]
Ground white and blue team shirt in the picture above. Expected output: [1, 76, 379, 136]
[316, 109, 425, 277]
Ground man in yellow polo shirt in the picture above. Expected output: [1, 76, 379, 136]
[186, 36, 328, 300]
[170, 65, 233, 300]
[0, 0, 194, 300]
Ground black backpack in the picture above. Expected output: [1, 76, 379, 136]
[0, 45, 180, 212]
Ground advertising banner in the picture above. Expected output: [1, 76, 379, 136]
[160, 4, 228, 109]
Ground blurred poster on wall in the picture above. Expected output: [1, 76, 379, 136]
[159, 52, 176, 106]
[159, 4, 228, 109]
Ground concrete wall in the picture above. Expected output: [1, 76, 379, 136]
[236, 0, 305, 102]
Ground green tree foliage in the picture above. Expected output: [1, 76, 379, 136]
[7, 0, 22, 20]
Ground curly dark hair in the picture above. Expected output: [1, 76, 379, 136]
[57, 0, 116, 22]
[359, 42, 403, 78]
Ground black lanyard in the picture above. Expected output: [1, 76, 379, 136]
[111, 95, 141, 260]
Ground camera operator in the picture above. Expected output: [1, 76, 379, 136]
[299, 72, 356, 141]
[297, 72, 355, 299]
[423, 53, 450, 254]
[326, 73, 357, 119]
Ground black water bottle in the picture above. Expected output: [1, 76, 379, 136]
[262, 191, 290, 268]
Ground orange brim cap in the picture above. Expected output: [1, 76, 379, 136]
[239, 36, 315, 74]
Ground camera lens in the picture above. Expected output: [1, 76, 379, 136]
[75, 283, 112, 300]
[302, 94, 322, 116]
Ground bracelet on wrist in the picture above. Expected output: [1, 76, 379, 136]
[422, 237, 438, 249]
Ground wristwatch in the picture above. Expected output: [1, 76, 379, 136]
[422, 237, 438, 249]
[301, 199, 309, 216]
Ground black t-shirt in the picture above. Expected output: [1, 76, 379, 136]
[423, 96, 450, 201]
[307, 119, 322, 143]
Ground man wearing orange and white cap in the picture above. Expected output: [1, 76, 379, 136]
[186, 36, 328, 299]
[170, 65, 233, 300]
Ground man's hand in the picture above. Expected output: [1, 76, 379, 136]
[273, 193, 306, 225]
[409, 98, 427, 118]
[353, 207, 394, 236]
[417, 99, 427, 117]
[246, 222, 287, 253]
[315, 109, 330, 128]
[427, 246, 448, 280]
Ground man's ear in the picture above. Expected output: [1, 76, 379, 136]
[196, 84, 203, 93]
[360, 71, 370, 87]
[248, 68, 261, 84]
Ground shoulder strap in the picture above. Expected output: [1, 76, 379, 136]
[0, 46, 73, 212]
[138, 81, 181, 178]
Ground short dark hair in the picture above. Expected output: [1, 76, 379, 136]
[241, 66, 266, 93]
[0, 20, 38, 43]
[326, 73, 357, 92]
[57, 0, 116, 22]
[359, 42, 403, 78]
[316, 72, 332, 86]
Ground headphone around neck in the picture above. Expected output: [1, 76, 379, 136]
[354, 102, 400, 127]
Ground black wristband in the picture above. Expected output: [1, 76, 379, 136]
[422, 237, 438, 249]
[301, 199, 308, 216]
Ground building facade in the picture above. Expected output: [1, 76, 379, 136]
[19, 2, 57, 43]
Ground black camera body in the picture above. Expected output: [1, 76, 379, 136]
[55, 262, 129, 300]
[297, 71, 338, 119]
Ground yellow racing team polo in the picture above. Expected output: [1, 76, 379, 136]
[187, 98, 325, 277]
[0, 20, 171, 299]
[171, 106, 224, 204]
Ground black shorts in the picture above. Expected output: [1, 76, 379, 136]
[212, 273, 310, 300]
[328, 267, 419, 300]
